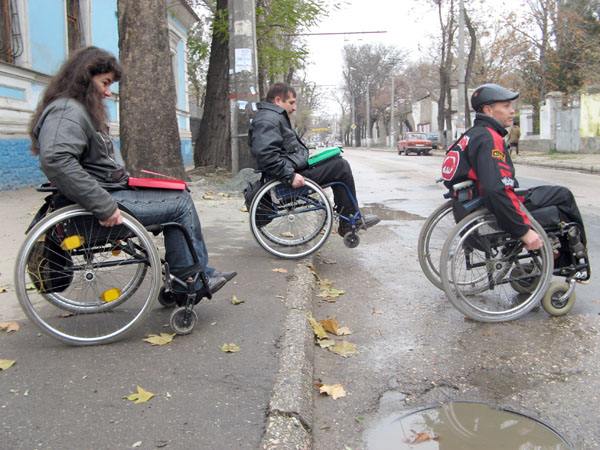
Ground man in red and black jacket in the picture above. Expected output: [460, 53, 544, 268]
[441, 83, 590, 281]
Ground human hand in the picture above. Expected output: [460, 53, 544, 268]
[99, 208, 123, 227]
[521, 229, 543, 251]
[291, 173, 305, 188]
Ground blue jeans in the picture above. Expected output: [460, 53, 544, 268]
[110, 189, 214, 277]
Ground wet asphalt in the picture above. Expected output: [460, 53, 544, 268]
[310, 148, 600, 450]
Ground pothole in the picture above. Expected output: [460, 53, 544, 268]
[365, 401, 571, 449]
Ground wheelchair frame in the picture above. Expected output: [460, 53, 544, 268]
[14, 189, 213, 345]
[249, 177, 367, 259]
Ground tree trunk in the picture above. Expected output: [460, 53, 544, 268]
[194, 0, 231, 169]
[117, 0, 184, 179]
[464, 10, 476, 128]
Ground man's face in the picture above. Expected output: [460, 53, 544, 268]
[274, 93, 297, 116]
[483, 101, 515, 127]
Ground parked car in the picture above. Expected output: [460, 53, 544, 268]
[425, 132, 439, 149]
[397, 132, 433, 155]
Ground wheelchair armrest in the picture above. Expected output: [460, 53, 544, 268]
[36, 183, 58, 193]
[452, 180, 474, 192]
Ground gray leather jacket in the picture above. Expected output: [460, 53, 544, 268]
[248, 102, 309, 183]
[33, 98, 128, 220]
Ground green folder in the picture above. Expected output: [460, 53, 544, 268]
[307, 146, 343, 167]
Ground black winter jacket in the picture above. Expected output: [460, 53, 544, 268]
[248, 102, 309, 183]
[441, 113, 531, 238]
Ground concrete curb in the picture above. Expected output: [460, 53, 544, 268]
[513, 159, 600, 174]
[261, 262, 316, 450]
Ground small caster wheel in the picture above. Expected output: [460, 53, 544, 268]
[158, 287, 178, 308]
[542, 281, 576, 316]
[170, 307, 198, 335]
[509, 263, 539, 294]
[343, 232, 360, 248]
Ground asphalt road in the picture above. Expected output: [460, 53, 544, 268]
[0, 179, 300, 450]
[311, 148, 600, 450]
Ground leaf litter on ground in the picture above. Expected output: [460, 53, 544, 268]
[231, 295, 245, 305]
[318, 383, 347, 400]
[0, 359, 16, 371]
[317, 278, 345, 302]
[319, 318, 351, 336]
[329, 341, 358, 358]
[272, 268, 288, 273]
[0, 322, 20, 333]
[221, 343, 240, 353]
[124, 385, 154, 404]
[143, 333, 175, 346]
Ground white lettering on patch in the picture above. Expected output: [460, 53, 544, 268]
[501, 177, 515, 187]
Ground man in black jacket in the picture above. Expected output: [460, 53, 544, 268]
[441, 83, 590, 281]
[249, 82, 379, 236]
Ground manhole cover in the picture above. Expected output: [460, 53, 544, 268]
[366, 401, 571, 449]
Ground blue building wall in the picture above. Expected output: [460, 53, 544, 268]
[0, 138, 195, 190]
[29, 0, 66, 74]
[91, 0, 119, 58]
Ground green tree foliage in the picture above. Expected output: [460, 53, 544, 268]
[255, 0, 332, 96]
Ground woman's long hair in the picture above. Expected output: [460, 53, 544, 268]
[29, 46, 122, 154]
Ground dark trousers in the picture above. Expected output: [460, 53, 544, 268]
[299, 156, 358, 214]
[524, 185, 587, 245]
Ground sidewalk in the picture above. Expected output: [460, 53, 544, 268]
[0, 170, 316, 449]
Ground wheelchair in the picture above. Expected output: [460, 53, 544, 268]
[421, 181, 590, 322]
[14, 187, 213, 345]
[249, 176, 368, 259]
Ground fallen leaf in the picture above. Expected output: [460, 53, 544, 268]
[306, 263, 320, 280]
[329, 341, 358, 358]
[317, 339, 335, 349]
[124, 385, 154, 404]
[231, 295, 245, 305]
[239, 205, 249, 212]
[218, 192, 231, 198]
[0, 322, 20, 333]
[202, 193, 215, 200]
[25, 283, 36, 291]
[280, 231, 294, 238]
[317, 279, 345, 301]
[0, 287, 7, 293]
[336, 326, 352, 336]
[143, 333, 175, 346]
[221, 343, 240, 353]
[408, 432, 438, 444]
[60, 312, 75, 318]
[272, 268, 288, 273]
[319, 383, 347, 399]
[132, 441, 142, 448]
[319, 318, 340, 335]
[0, 359, 16, 371]
[308, 315, 328, 340]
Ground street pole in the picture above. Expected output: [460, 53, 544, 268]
[365, 78, 371, 148]
[456, 0, 466, 135]
[390, 76, 395, 149]
[228, 0, 260, 173]
[351, 93, 356, 147]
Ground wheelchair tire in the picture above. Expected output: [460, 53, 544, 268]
[249, 179, 333, 259]
[14, 205, 161, 345]
[417, 200, 454, 290]
[440, 208, 553, 322]
[170, 307, 197, 335]
[541, 281, 576, 316]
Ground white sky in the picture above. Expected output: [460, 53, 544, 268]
[303, 0, 524, 101]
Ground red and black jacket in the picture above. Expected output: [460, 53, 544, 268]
[441, 113, 531, 238]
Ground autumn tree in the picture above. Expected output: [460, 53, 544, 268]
[118, 0, 185, 178]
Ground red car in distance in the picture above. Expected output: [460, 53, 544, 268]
[397, 132, 433, 156]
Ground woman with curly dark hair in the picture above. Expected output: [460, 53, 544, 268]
[30, 46, 235, 297]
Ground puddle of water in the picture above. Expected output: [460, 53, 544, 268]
[366, 402, 570, 450]
[362, 203, 424, 221]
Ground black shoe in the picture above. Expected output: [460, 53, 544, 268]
[206, 275, 228, 294]
[360, 214, 380, 230]
[212, 271, 237, 282]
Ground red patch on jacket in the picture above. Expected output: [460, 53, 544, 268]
[441, 150, 460, 181]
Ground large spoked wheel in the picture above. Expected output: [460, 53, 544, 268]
[14, 205, 161, 346]
[440, 209, 553, 322]
[249, 179, 333, 259]
[418, 201, 455, 290]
